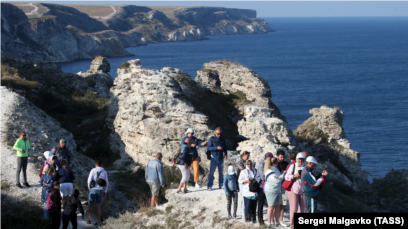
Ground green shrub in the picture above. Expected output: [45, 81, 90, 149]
[118, 62, 130, 69]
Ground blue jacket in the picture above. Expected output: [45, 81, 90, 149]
[207, 134, 227, 161]
[179, 144, 193, 166]
[223, 174, 239, 194]
[145, 158, 165, 186]
[58, 167, 75, 184]
[303, 171, 326, 199]
[180, 136, 203, 159]
[41, 173, 54, 203]
[255, 160, 265, 188]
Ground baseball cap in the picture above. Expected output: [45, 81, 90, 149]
[60, 139, 66, 145]
[264, 152, 273, 158]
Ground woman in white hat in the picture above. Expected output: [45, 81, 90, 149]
[285, 152, 306, 229]
[181, 128, 208, 188]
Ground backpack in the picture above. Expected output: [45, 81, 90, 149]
[172, 149, 182, 168]
[46, 190, 55, 210]
[90, 171, 107, 188]
[262, 172, 274, 194]
[39, 163, 50, 178]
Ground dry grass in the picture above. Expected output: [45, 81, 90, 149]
[61, 4, 120, 17]
[1, 180, 10, 190]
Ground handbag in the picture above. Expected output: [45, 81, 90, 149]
[282, 164, 295, 191]
[248, 169, 260, 193]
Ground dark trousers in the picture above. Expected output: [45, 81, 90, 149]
[243, 197, 257, 222]
[226, 191, 238, 216]
[62, 213, 77, 229]
[257, 189, 266, 224]
[50, 213, 61, 229]
[16, 157, 28, 184]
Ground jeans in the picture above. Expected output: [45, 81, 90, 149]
[207, 157, 224, 188]
[44, 203, 49, 219]
[244, 197, 257, 222]
[16, 157, 28, 184]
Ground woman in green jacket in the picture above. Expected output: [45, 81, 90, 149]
[13, 131, 31, 188]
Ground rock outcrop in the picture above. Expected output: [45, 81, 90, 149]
[107, 60, 214, 171]
[195, 61, 285, 121]
[293, 106, 370, 191]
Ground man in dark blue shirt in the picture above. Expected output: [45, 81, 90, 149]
[207, 127, 228, 191]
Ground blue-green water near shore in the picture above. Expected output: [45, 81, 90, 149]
[59, 17, 408, 180]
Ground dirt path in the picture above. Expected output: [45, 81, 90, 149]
[91, 5, 117, 20]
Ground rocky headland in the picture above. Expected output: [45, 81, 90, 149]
[1, 56, 407, 228]
[2, 2, 273, 63]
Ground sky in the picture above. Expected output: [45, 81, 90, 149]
[5, 1, 408, 17]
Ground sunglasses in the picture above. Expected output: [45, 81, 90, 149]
[22, 135, 26, 137]
[215, 133, 221, 136]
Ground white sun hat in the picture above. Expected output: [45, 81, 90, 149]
[185, 128, 194, 134]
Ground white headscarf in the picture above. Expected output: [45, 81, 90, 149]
[245, 159, 256, 177]
[44, 151, 53, 160]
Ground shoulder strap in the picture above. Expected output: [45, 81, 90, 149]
[96, 171, 101, 180]
[211, 136, 215, 147]
[265, 171, 275, 182]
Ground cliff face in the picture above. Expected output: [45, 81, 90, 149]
[5, 3, 272, 62]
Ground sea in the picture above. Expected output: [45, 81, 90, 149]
[59, 17, 408, 181]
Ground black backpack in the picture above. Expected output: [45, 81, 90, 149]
[90, 171, 107, 188]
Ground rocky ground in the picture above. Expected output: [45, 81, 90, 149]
[102, 186, 290, 229]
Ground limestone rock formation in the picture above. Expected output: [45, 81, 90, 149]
[293, 106, 370, 191]
[107, 60, 214, 171]
[236, 106, 297, 163]
[195, 61, 285, 121]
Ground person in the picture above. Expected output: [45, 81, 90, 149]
[43, 155, 58, 176]
[285, 152, 306, 229]
[41, 167, 55, 219]
[302, 151, 308, 159]
[13, 131, 31, 188]
[177, 138, 194, 194]
[276, 150, 289, 227]
[238, 159, 257, 223]
[49, 181, 62, 229]
[223, 165, 239, 219]
[207, 127, 228, 191]
[301, 156, 329, 213]
[87, 159, 109, 226]
[58, 159, 76, 204]
[181, 128, 208, 188]
[286, 151, 297, 171]
[145, 153, 165, 207]
[265, 158, 286, 226]
[44, 150, 60, 170]
[301, 151, 309, 211]
[51, 139, 71, 166]
[237, 151, 250, 217]
[254, 152, 274, 225]
[62, 189, 85, 229]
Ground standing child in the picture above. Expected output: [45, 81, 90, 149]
[223, 165, 239, 219]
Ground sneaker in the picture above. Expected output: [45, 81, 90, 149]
[207, 187, 212, 191]
[93, 222, 98, 228]
[23, 182, 30, 187]
[16, 183, 23, 188]
[228, 215, 232, 219]
[219, 186, 224, 189]
[195, 183, 201, 188]
[87, 220, 92, 224]
[233, 214, 237, 219]
[275, 222, 280, 227]
[280, 222, 288, 227]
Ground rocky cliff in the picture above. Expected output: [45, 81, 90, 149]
[4, 2, 273, 62]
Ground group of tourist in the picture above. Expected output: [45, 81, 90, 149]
[14, 131, 109, 229]
[145, 127, 329, 229]
[14, 126, 327, 229]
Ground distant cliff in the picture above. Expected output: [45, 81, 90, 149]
[2, 3, 273, 62]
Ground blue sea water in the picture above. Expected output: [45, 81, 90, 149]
[59, 17, 408, 180]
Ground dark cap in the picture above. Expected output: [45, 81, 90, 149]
[265, 152, 273, 158]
